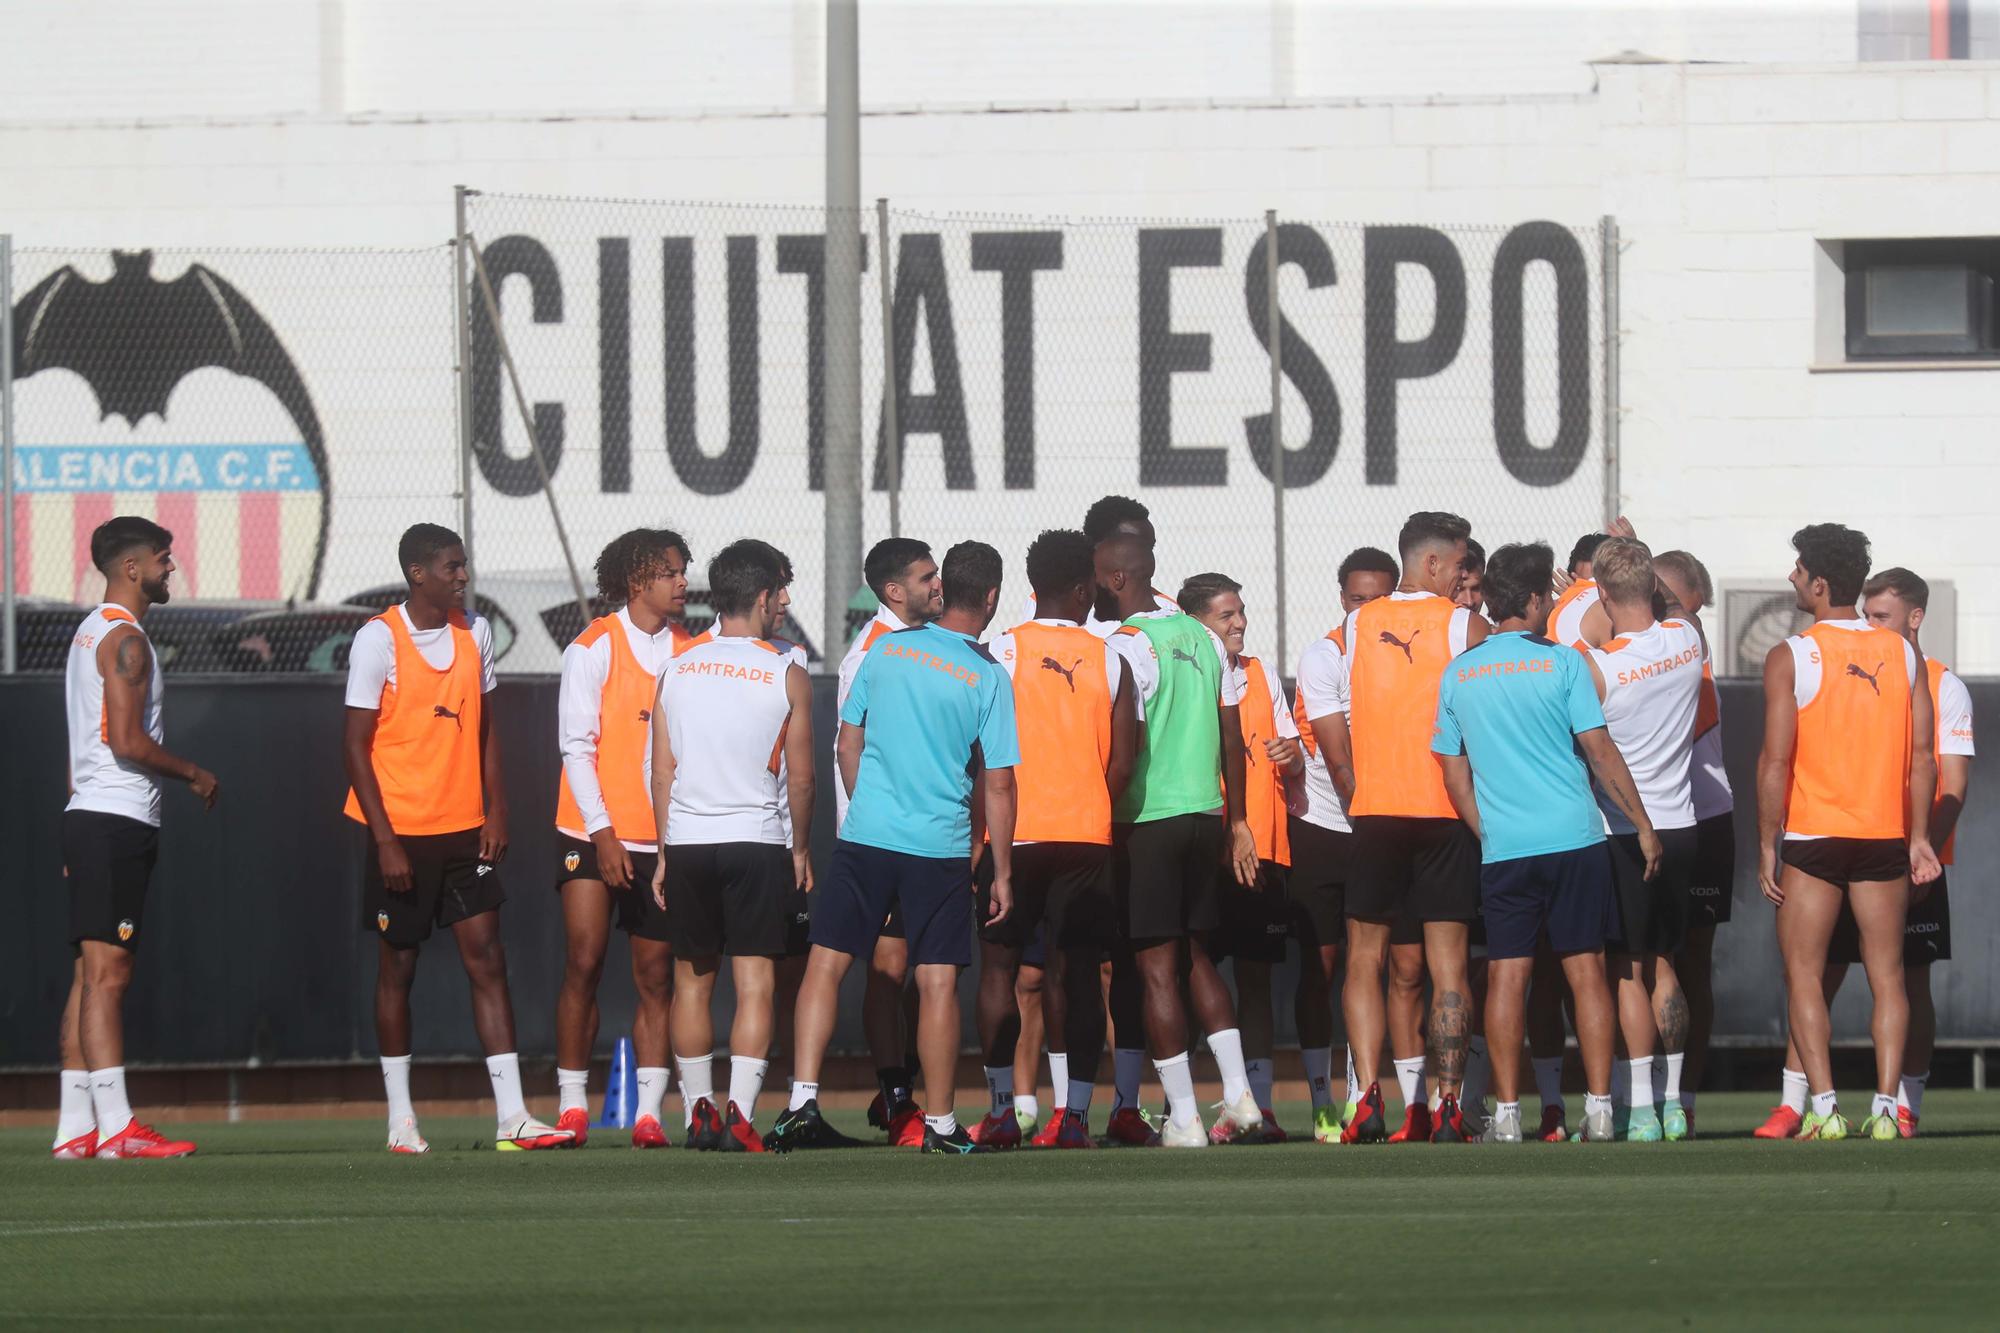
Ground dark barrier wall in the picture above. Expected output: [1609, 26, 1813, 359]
[1, 677, 1994, 1065]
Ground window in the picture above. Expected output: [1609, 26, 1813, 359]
[1843, 238, 2000, 361]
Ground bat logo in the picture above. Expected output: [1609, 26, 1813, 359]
[564, 850, 581, 873]
[1846, 661, 1884, 696]
[10, 251, 330, 598]
[1040, 656, 1080, 691]
[1380, 629, 1420, 663]
[1171, 647, 1201, 668]
[433, 700, 465, 730]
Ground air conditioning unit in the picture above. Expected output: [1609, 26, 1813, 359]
[1719, 581, 1956, 677]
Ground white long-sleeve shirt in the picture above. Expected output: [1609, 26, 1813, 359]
[556, 607, 681, 850]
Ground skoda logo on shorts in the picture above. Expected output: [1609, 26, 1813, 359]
[116, 918, 135, 942]
[376, 909, 390, 933]
[565, 850, 581, 873]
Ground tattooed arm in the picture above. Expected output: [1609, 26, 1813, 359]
[98, 626, 217, 807]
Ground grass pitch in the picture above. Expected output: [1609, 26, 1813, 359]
[2, 1091, 1996, 1329]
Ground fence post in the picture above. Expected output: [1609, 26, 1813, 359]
[876, 197, 900, 539]
[1265, 210, 1286, 673]
[1, 232, 15, 675]
[823, 0, 864, 659]
[453, 187, 476, 610]
[1600, 214, 1621, 528]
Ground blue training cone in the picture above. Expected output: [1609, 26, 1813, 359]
[598, 1037, 638, 1129]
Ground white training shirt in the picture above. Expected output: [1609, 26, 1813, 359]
[66, 604, 166, 827]
[1105, 608, 1243, 720]
[1587, 618, 1704, 833]
[657, 634, 797, 846]
[990, 617, 1131, 846]
[1782, 618, 1920, 841]
[556, 606, 681, 850]
[1937, 664, 1975, 759]
[767, 635, 812, 847]
[1293, 630, 1353, 834]
[343, 604, 498, 708]
[834, 604, 911, 826]
[1012, 586, 1179, 638]
[1690, 636, 1734, 822]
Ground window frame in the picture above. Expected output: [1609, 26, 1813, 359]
[1843, 238, 2000, 361]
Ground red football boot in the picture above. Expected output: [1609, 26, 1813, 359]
[1429, 1096, 1468, 1143]
[685, 1096, 726, 1150]
[1536, 1105, 1569, 1143]
[969, 1108, 1022, 1149]
[719, 1102, 766, 1153]
[1340, 1083, 1389, 1144]
[1103, 1106, 1161, 1147]
[51, 1129, 98, 1160]
[886, 1100, 927, 1148]
[1752, 1105, 1803, 1140]
[96, 1120, 196, 1159]
[1054, 1109, 1095, 1148]
[1896, 1105, 1918, 1139]
[631, 1114, 670, 1149]
[1386, 1101, 1433, 1143]
[1029, 1109, 1066, 1147]
[555, 1106, 590, 1148]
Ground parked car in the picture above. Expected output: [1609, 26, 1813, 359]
[8, 598, 375, 673]
[343, 570, 821, 675]
[14, 599, 89, 671]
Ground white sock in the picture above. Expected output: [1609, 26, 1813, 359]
[788, 1080, 818, 1112]
[1781, 1067, 1808, 1114]
[1067, 1078, 1095, 1118]
[636, 1066, 670, 1122]
[1301, 1046, 1334, 1109]
[1345, 1044, 1359, 1103]
[1014, 1094, 1039, 1123]
[1246, 1057, 1275, 1111]
[1496, 1099, 1520, 1124]
[1210, 1029, 1251, 1105]
[1462, 1036, 1490, 1113]
[676, 1052, 715, 1127]
[1662, 1052, 1684, 1102]
[556, 1066, 589, 1115]
[1393, 1057, 1425, 1111]
[1898, 1071, 1929, 1117]
[1112, 1048, 1147, 1114]
[381, 1055, 415, 1129]
[1811, 1089, 1837, 1118]
[1155, 1051, 1199, 1127]
[729, 1056, 768, 1123]
[1626, 1057, 1654, 1114]
[1584, 1092, 1613, 1118]
[89, 1066, 134, 1136]
[485, 1053, 528, 1126]
[1047, 1051, 1069, 1102]
[1870, 1091, 1897, 1118]
[924, 1111, 960, 1136]
[57, 1069, 96, 1143]
[984, 1064, 1014, 1114]
[1532, 1056, 1566, 1114]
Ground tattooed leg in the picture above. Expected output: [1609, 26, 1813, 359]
[1651, 955, 1688, 1055]
[1430, 989, 1470, 1095]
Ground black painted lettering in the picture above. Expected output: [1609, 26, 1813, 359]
[1243, 223, 1340, 488]
[1363, 227, 1466, 485]
[1491, 222, 1591, 486]
[774, 233, 867, 492]
[661, 236, 760, 496]
[970, 230, 1063, 489]
[874, 233, 973, 491]
[470, 234, 564, 497]
[597, 237, 631, 492]
[1137, 228, 1225, 486]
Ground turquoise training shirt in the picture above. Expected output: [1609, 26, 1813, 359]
[1431, 630, 1608, 864]
[839, 622, 1021, 859]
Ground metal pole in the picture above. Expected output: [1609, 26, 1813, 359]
[824, 0, 863, 656]
[1265, 210, 1286, 672]
[1600, 215, 1621, 529]
[453, 187, 476, 611]
[1, 233, 16, 675]
[464, 230, 592, 627]
[876, 197, 900, 539]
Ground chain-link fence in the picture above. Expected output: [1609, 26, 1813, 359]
[3, 244, 459, 673]
[3, 200, 1611, 676]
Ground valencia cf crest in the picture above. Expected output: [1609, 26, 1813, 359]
[116, 918, 135, 942]
[376, 909, 391, 933]
[564, 850, 581, 873]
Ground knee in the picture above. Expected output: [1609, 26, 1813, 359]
[563, 945, 606, 990]
[915, 967, 957, 1001]
[1015, 970, 1043, 1003]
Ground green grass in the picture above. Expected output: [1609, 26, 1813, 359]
[3, 1092, 1997, 1329]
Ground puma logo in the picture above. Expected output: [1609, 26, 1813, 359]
[1380, 628, 1420, 663]
[1040, 657, 1081, 691]
[1171, 647, 1200, 668]
[433, 700, 464, 731]
[1846, 661, 1885, 696]
[638, 708, 652, 723]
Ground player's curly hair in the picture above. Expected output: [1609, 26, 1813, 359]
[594, 528, 691, 606]
[1792, 523, 1870, 608]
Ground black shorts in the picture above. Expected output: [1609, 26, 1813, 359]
[661, 841, 794, 958]
[1481, 842, 1617, 960]
[1114, 814, 1226, 942]
[1687, 811, 1736, 928]
[1606, 826, 1696, 956]
[363, 827, 505, 948]
[1285, 818, 1348, 955]
[1346, 815, 1480, 924]
[63, 809, 159, 951]
[555, 833, 669, 942]
[1208, 861, 1291, 964]
[812, 840, 972, 968]
[783, 887, 813, 959]
[976, 843, 1119, 954]
[1830, 870, 1951, 967]
[1781, 837, 1908, 887]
